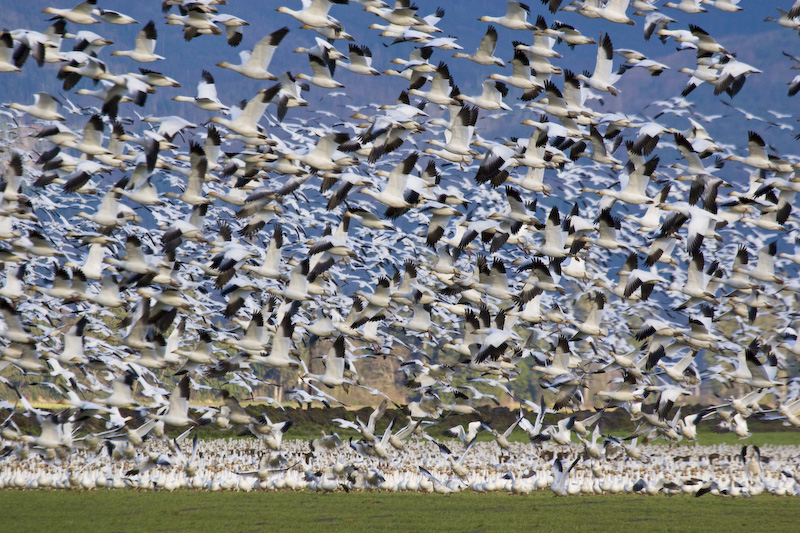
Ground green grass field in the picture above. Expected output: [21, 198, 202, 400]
[0, 490, 797, 532]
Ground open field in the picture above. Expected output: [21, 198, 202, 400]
[1, 491, 798, 533]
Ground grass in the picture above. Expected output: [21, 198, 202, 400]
[0, 490, 797, 532]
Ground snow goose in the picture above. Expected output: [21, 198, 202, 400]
[110, 21, 163, 62]
[76, 189, 139, 231]
[0, 31, 21, 73]
[409, 61, 459, 105]
[94, 369, 138, 409]
[301, 335, 351, 389]
[269, 258, 312, 302]
[714, 57, 762, 97]
[166, 142, 210, 206]
[296, 54, 344, 88]
[742, 242, 783, 285]
[551, 456, 580, 496]
[210, 13, 250, 46]
[724, 131, 778, 171]
[43, 0, 100, 25]
[663, 0, 707, 13]
[537, 206, 569, 259]
[516, 17, 562, 58]
[359, 152, 418, 217]
[293, 35, 345, 60]
[333, 399, 388, 443]
[257, 313, 302, 370]
[166, 6, 222, 40]
[161, 204, 209, 253]
[576, 33, 622, 96]
[148, 376, 195, 428]
[550, 21, 596, 47]
[284, 131, 351, 172]
[365, 2, 423, 27]
[242, 224, 284, 280]
[424, 104, 478, 162]
[658, 202, 723, 255]
[593, 156, 658, 205]
[579, 0, 635, 25]
[688, 24, 730, 55]
[485, 413, 523, 451]
[93, 8, 137, 24]
[209, 84, 281, 140]
[113, 162, 164, 207]
[216, 27, 289, 80]
[668, 251, 718, 308]
[489, 49, 539, 90]
[72, 114, 110, 157]
[127, 68, 179, 89]
[479, 2, 535, 31]
[453, 25, 504, 66]
[274, 72, 310, 121]
[457, 80, 511, 111]
[765, 9, 800, 29]
[6, 92, 64, 121]
[276, 0, 348, 29]
[444, 420, 485, 445]
[336, 44, 380, 76]
[172, 70, 228, 111]
[444, 436, 477, 479]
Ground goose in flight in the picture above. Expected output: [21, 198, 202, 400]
[93, 8, 137, 25]
[576, 33, 622, 96]
[43, 0, 100, 25]
[172, 70, 228, 111]
[444, 420, 485, 445]
[453, 25, 504, 67]
[300, 335, 352, 389]
[479, 2, 535, 31]
[110, 21, 164, 62]
[332, 398, 388, 442]
[409, 62, 459, 106]
[276, 0, 349, 29]
[150, 375, 195, 427]
[296, 54, 344, 89]
[210, 84, 281, 140]
[579, 0, 635, 25]
[550, 456, 580, 496]
[6, 92, 64, 121]
[0, 31, 21, 73]
[336, 44, 380, 76]
[216, 27, 289, 80]
[165, 5, 222, 40]
[457, 80, 511, 111]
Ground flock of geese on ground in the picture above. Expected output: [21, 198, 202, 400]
[1, 0, 800, 496]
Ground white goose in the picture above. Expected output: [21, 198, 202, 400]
[576, 33, 622, 96]
[110, 21, 163, 62]
[478, 2, 535, 31]
[216, 27, 290, 80]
